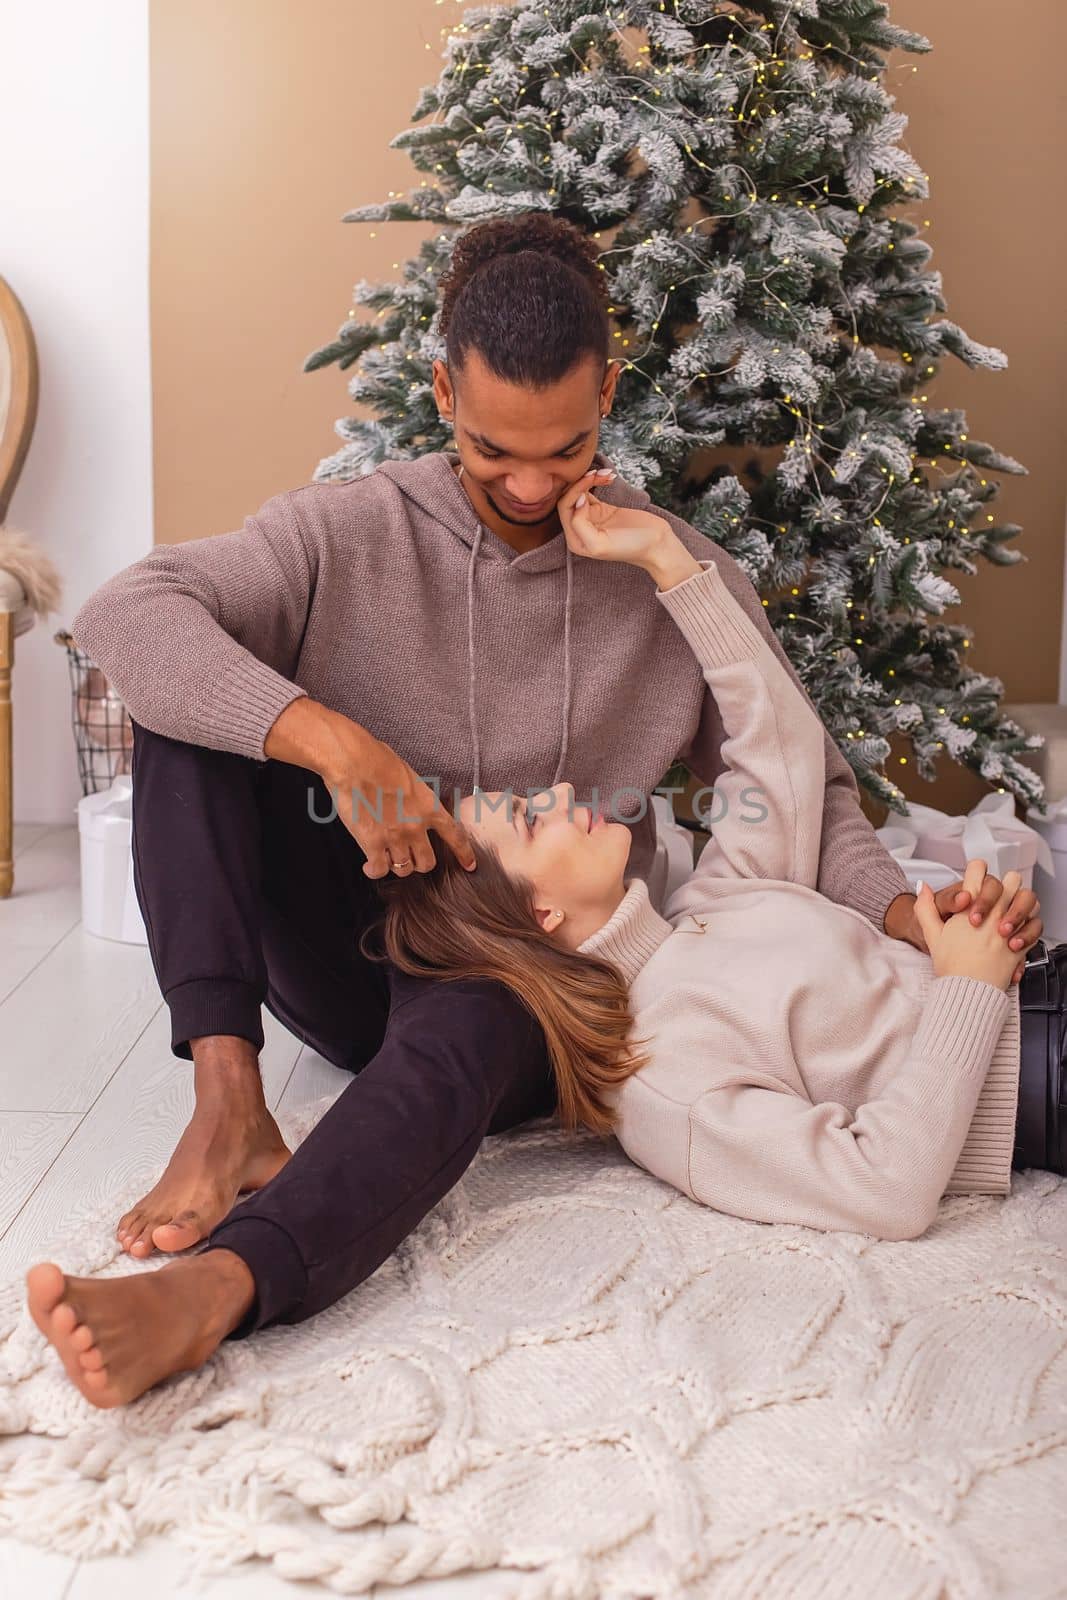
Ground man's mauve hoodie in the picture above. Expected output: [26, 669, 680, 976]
[69, 447, 909, 923]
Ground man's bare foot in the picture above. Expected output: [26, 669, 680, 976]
[26, 1249, 256, 1409]
[116, 1036, 291, 1259]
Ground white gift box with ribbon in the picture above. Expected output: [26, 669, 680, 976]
[1025, 796, 1067, 942]
[875, 792, 1054, 897]
[77, 776, 149, 945]
[648, 793, 696, 914]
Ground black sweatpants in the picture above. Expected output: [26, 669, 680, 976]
[128, 719, 558, 1340]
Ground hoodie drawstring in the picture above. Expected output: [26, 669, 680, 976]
[461, 468, 574, 797]
[466, 521, 485, 793]
[552, 543, 574, 788]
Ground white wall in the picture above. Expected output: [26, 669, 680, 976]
[2, 0, 152, 824]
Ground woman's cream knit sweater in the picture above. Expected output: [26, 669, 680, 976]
[576, 559, 1021, 1240]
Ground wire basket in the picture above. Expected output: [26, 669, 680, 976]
[54, 629, 134, 796]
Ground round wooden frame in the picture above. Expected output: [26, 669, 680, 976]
[0, 275, 38, 523]
[0, 275, 39, 894]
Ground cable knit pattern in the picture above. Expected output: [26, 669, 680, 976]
[1, 1097, 1065, 1597]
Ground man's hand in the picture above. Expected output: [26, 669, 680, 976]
[263, 696, 477, 879]
[883, 856, 1043, 985]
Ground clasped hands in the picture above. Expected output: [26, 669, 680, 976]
[884, 858, 1043, 986]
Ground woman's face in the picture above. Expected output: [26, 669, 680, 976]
[457, 782, 631, 939]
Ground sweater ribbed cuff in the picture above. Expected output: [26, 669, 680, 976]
[912, 972, 1011, 1072]
[188, 653, 309, 763]
[919, 976, 1020, 1195]
[654, 560, 764, 667]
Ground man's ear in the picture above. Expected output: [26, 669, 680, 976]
[432, 359, 454, 412]
[602, 359, 621, 406]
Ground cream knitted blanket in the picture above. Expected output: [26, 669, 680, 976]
[1, 1091, 1066, 1599]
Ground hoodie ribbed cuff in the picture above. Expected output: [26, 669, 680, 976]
[846, 863, 914, 937]
[187, 654, 309, 763]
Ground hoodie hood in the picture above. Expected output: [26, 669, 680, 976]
[376, 447, 616, 795]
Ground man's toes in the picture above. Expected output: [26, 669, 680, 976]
[25, 1262, 66, 1335]
[50, 1299, 78, 1339]
[81, 1367, 118, 1404]
[127, 1223, 158, 1257]
[117, 1206, 145, 1241]
[26, 1267, 92, 1385]
[152, 1212, 205, 1253]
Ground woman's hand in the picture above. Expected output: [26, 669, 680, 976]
[557, 472, 684, 575]
[887, 855, 1043, 984]
[939, 865, 1043, 972]
[913, 868, 1024, 991]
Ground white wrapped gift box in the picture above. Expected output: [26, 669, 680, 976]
[1025, 798, 1067, 943]
[77, 776, 148, 944]
[648, 792, 696, 913]
[875, 792, 1053, 895]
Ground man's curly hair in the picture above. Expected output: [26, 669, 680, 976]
[436, 212, 611, 392]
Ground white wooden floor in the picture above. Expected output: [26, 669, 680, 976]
[0, 823, 508, 1600]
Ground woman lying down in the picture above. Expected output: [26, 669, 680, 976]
[27, 482, 1056, 1407]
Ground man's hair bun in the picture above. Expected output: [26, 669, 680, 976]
[437, 211, 611, 391]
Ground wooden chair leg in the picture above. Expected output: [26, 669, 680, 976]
[0, 611, 12, 898]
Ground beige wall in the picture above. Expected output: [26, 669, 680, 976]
[880, 0, 1067, 820]
[150, 0, 1067, 821]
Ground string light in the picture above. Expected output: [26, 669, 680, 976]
[382, 4, 968, 807]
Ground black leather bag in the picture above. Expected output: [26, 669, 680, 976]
[1014, 938, 1067, 1174]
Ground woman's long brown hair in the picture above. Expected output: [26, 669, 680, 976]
[359, 836, 653, 1140]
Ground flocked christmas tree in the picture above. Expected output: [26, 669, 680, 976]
[305, 0, 1047, 819]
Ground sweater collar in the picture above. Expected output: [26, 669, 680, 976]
[576, 876, 675, 986]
